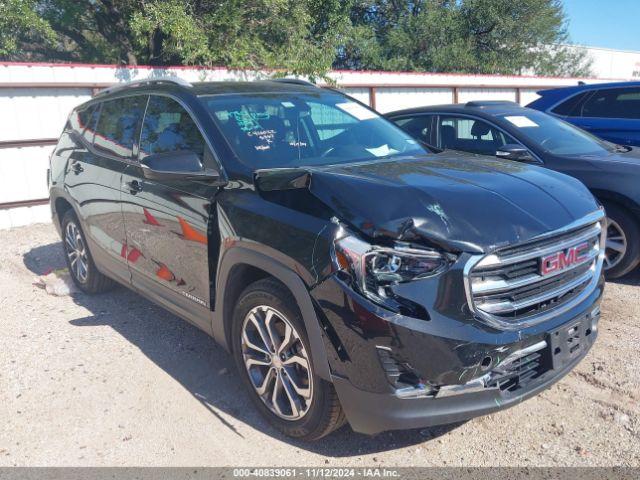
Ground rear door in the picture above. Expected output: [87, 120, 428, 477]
[570, 87, 640, 146]
[64, 97, 146, 283]
[120, 94, 220, 326]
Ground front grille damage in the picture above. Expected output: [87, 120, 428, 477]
[381, 340, 551, 399]
[386, 308, 598, 400]
[485, 343, 548, 393]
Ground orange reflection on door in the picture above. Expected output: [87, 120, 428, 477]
[178, 216, 208, 245]
[156, 263, 175, 281]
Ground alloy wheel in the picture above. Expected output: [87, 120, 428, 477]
[64, 221, 89, 283]
[604, 218, 627, 271]
[240, 305, 313, 421]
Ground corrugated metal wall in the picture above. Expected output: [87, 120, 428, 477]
[0, 62, 613, 229]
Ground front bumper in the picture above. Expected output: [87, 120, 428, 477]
[331, 325, 594, 435]
[310, 269, 603, 435]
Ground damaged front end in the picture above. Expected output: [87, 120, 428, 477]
[254, 162, 604, 434]
[330, 224, 457, 317]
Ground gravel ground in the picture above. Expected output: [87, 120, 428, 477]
[0, 223, 638, 467]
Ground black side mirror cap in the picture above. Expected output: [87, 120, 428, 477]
[140, 151, 221, 181]
[496, 144, 541, 164]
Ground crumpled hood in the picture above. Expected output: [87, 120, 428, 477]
[256, 153, 600, 253]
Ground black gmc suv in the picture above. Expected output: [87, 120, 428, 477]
[49, 78, 605, 440]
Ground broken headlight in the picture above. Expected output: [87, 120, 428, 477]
[332, 233, 453, 306]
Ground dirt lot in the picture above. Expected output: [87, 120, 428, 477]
[0, 223, 638, 467]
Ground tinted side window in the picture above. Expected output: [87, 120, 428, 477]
[437, 116, 518, 155]
[394, 115, 433, 144]
[93, 96, 146, 159]
[66, 105, 100, 144]
[581, 88, 640, 119]
[139, 96, 206, 162]
[551, 91, 590, 116]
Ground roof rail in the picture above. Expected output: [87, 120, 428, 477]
[465, 100, 519, 108]
[95, 77, 193, 97]
[271, 78, 318, 88]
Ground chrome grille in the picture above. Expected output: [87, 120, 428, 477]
[465, 214, 605, 329]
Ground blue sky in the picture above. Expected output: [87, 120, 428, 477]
[563, 0, 640, 51]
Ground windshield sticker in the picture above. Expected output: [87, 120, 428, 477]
[365, 144, 398, 157]
[281, 101, 295, 108]
[336, 102, 378, 121]
[505, 116, 539, 128]
[228, 110, 271, 132]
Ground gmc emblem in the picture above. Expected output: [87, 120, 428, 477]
[540, 242, 590, 276]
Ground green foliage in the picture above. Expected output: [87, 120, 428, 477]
[130, 1, 210, 65]
[0, 0, 592, 78]
[0, 0, 56, 58]
[338, 0, 592, 76]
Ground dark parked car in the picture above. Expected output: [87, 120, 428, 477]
[50, 79, 604, 440]
[387, 101, 640, 278]
[527, 81, 640, 147]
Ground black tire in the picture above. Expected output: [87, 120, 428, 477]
[60, 210, 116, 293]
[602, 202, 640, 279]
[231, 277, 345, 440]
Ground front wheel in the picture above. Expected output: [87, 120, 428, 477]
[232, 278, 345, 440]
[602, 202, 640, 279]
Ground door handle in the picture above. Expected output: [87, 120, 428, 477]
[71, 162, 84, 174]
[125, 180, 143, 194]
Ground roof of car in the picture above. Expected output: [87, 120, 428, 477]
[537, 80, 640, 96]
[93, 79, 323, 100]
[191, 80, 322, 96]
[385, 101, 528, 118]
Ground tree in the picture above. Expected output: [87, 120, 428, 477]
[0, 0, 56, 58]
[0, 0, 591, 78]
[336, 0, 592, 76]
[0, 0, 351, 79]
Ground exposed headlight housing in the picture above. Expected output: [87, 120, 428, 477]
[332, 233, 454, 309]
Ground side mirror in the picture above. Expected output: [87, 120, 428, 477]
[140, 151, 220, 181]
[496, 144, 540, 164]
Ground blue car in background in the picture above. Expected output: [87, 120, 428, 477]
[527, 81, 640, 147]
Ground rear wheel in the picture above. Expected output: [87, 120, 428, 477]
[602, 202, 640, 279]
[232, 278, 345, 440]
[61, 210, 116, 293]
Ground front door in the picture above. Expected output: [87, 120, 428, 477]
[120, 95, 219, 327]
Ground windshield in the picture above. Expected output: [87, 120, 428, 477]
[202, 92, 426, 169]
[497, 110, 614, 156]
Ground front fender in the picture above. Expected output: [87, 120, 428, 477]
[212, 246, 332, 381]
